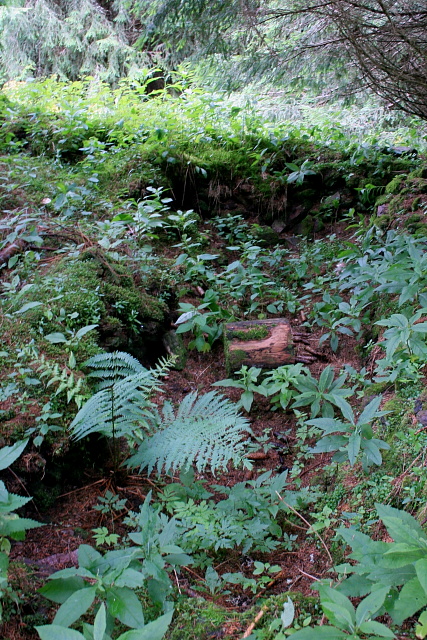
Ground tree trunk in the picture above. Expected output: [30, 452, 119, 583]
[224, 319, 294, 373]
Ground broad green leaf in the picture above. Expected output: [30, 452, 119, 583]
[106, 587, 145, 628]
[75, 324, 98, 340]
[347, 433, 361, 466]
[14, 301, 43, 314]
[287, 626, 348, 639]
[281, 597, 295, 628]
[376, 504, 427, 545]
[358, 619, 395, 637]
[39, 577, 85, 604]
[118, 610, 173, 640]
[78, 544, 103, 569]
[355, 587, 389, 626]
[53, 586, 97, 627]
[45, 332, 67, 344]
[321, 602, 354, 631]
[390, 577, 427, 625]
[416, 560, 427, 595]
[383, 544, 426, 567]
[311, 435, 348, 453]
[362, 440, 383, 466]
[415, 609, 427, 639]
[94, 603, 107, 640]
[240, 390, 253, 412]
[318, 585, 355, 629]
[358, 395, 382, 426]
[36, 625, 84, 640]
[0, 439, 28, 470]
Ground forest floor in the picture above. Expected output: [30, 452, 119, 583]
[1, 80, 427, 640]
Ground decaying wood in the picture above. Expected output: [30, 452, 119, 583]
[0, 238, 27, 265]
[296, 355, 316, 364]
[224, 318, 294, 372]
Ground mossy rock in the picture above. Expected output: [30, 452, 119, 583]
[408, 166, 427, 180]
[250, 224, 281, 246]
[385, 175, 407, 195]
[375, 193, 391, 207]
[9, 252, 168, 362]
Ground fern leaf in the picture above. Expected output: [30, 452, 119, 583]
[84, 351, 148, 390]
[69, 354, 174, 441]
[127, 391, 252, 476]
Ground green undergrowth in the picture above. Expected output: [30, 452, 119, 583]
[3, 78, 427, 640]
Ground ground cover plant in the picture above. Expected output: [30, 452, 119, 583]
[3, 76, 427, 640]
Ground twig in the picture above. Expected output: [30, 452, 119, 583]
[298, 568, 320, 582]
[276, 492, 333, 565]
[58, 478, 106, 498]
[173, 569, 182, 595]
[8, 468, 41, 517]
[253, 570, 284, 601]
[182, 565, 205, 582]
[299, 458, 327, 478]
[241, 605, 268, 638]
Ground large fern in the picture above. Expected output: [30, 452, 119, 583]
[84, 351, 148, 390]
[127, 390, 252, 476]
[70, 352, 172, 441]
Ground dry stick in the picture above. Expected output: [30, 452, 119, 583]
[276, 492, 333, 565]
[58, 478, 106, 498]
[173, 569, 182, 595]
[8, 468, 41, 517]
[253, 570, 285, 601]
[182, 565, 205, 583]
[241, 605, 268, 639]
[298, 568, 321, 582]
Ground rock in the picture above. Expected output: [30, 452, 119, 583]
[272, 219, 286, 233]
[162, 330, 187, 370]
[416, 410, 427, 426]
[414, 398, 423, 414]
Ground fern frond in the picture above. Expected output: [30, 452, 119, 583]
[84, 351, 147, 390]
[69, 368, 161, 440]
[70, 353, 176, 441]
[127, 391, 252, 476]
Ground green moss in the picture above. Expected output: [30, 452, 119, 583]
[408, 166, 427, 180]
[411, 196, 422, 211]
[225, 346, 247, 375]
[233, 326, 269, 341]
[250, 225, 280, 247]
[165, 598, 231, 640]
[374, 193, 391, 207]
[385, 175, 407, 195]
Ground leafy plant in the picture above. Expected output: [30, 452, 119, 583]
[292, 366, 353, 418]
[212, 365, 268, 412]
[376, 309, 427, 360]
[70, 352, 171, 441]
[307, 395, 390, 471]
[263, 363, 309, 411]
[37, 542, 174, 639]
[288, 585, 394, 639]
[335, 504, 427, 631]
[36, 605, 173, 640]
[0, 440, 42, 621]
[175, 289, 233, 352]
[155, 470, 309, 560]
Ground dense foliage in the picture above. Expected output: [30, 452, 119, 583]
[3, 16, 427, 639]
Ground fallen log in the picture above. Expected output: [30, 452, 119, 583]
[224, 318, 294, 373]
